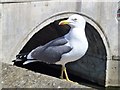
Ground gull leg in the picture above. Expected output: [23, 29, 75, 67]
[63, 66, 71, 81]
[60, 65, 64, 79]
[60, 65, 74, 82]
[63, 66, 77, 83]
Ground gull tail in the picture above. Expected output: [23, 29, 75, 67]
[13, 52, 39, 66]
[23, 51, 40, 64]
[12, 53, 29, 66]
[23, 60, 40, 65]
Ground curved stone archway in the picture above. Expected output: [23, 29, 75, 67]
[15, 12, 110, 86]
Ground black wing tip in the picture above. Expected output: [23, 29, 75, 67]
[12, 53, 29, 65]
[16, 53, 28, 60]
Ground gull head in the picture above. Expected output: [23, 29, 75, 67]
[59, 14, 86, 28]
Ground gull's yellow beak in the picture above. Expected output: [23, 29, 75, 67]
[59, 20, 69, 25]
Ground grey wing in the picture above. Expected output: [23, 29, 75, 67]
[30, 37, 72, 64]
[44, 37, 68, 47]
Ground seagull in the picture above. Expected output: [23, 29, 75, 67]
[16, 14, 88, 81]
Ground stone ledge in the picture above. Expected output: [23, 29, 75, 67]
[2, 63, 92, 88]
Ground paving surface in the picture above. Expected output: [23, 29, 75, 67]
[1, 63, 94, 89]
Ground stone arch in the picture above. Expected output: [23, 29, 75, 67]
[14, 12, 110, 86]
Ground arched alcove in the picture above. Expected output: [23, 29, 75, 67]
[14, 13, 108, 87]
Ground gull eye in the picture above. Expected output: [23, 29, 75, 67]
[72, 18, 77, 21]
